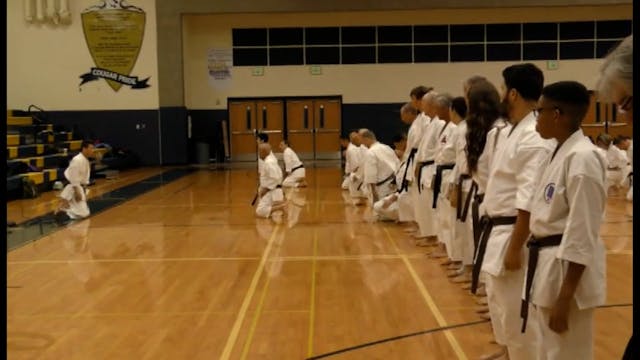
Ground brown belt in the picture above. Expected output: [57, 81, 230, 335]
[470, 215, 517, 294]
[520, 234, 563, 333]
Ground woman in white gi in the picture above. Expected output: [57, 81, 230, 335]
[55, 140, 94, 223]
[524, 81, 606, 360]
[279, 139, 307, 188]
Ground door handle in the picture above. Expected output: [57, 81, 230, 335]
[319, 105, 325, 128]
[262, 106, 267, 129]
[246, 106, 251, 130]
[303, 106, 309, 129]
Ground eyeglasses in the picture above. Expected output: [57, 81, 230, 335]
[617, 95, 632, 113]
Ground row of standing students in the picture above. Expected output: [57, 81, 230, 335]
[341, 62, 618, 360]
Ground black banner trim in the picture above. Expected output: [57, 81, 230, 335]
[79, 67, 150, 89]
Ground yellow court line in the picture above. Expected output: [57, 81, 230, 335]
[307, 229, 319, 358]
[383, 228, 468, 360]
[239, 274, 273, 360]
[217, 224, 281, 360]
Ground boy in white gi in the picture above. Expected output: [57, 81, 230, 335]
[360, 129, 400, 204]
[55, 140, 95, 223]
[279, 140, 307, 188]
[477, 63, 554, 360]
[522, 80, 606, 360]
[413, 92, 445, 245]
[255, 143, 287, 219]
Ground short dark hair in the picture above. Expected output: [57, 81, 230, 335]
[613, 135, 630, 145]
[502, 63, 544, 101]
[410, 85, 433, 100]
[256, 132, 269, 142]
[81, 140, 94, 149]
[450, 97, 468, 118]
[541, 81, 590, 130]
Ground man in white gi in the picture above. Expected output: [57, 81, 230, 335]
[347, 131, 369, 205]
[55, 140, 94, 223]
[340, 135, 353, 190]
[279, 139, 307, 188]
[428, 94, 458, 260]
[402, 87, 432, 232]
[413, 92, 445, 245]
[360, 129, 400, 205]
[477, 63, 554, 360]
[372, 134, 408, 222]
[255, 143, 287, 219]
[522, 81, 606, 360]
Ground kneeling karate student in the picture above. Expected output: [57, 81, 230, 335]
[255, 143, 287, 219]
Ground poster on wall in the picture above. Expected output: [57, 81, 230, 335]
[207, 48, 233, 90]
[79, 0, 150, 91]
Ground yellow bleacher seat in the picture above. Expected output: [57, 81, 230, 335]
[67, 140, 82, 151]
[8, 147, 18, 159]
[7, 116, 32, 126]
[44, 169, 58, 182]
[7, 135, 20, 146]
[23, 172, 44, 185]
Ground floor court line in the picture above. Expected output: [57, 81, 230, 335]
[307, 229, 319, 358]
[216, 224, 281, 360]
[239, 270, 273, 360]
[383, 227, 468, 360]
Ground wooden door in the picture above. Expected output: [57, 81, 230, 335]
[229, 101, 257, 161]
[313, 99, 341, 160]
[581, 92, 603, 141]
[581, 91, 633, 140]
[607, 101, 633, 138]
[256, 100, 284, 151]
[286, 100, 315, 160]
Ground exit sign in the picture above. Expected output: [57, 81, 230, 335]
[547, 60, 559, 70]
[310, 65, 322, 75]
[252, 67, 264, 76]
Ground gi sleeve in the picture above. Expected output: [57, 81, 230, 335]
[514, 133, 552, 212]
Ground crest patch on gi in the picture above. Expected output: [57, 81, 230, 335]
[543, 183, 555, 203]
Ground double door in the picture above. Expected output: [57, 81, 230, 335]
[229, 97, 341, 161]
[581, 91, 632, 140]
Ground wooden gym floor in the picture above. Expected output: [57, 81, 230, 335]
[6, 167, 632, 359]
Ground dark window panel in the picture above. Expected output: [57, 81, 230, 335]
[269, 28, 303, 46]
[487, 43, 521, 61]
[305, 27, 340, 45]
[450, 44, 484, 62]
[378, 45, 412, 63]
[414, 25, 448, 43]
[560, 41, 595, 59]
[233, 48, 268, 66]
[486, 23, 521, 42]
[306, 47, 340, 64]
[523, 22, 557, 41]
[378, 26, 412, 44]
[269, 47, 304, 65]
[341, 27, 376, 44]
[341, 46, 376, 64]
[232, 28, 267, 46]
[523, 42, 557, 60]
[596, 20, 632, 39]
[596, 40, 623, 58]
[414, 45, 448, 62]
[560, 21, 595, 40]
[450, 24, 484, 42]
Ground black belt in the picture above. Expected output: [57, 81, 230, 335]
[376, 173, 396, 187]
[471, 191, 484, 252]
[291, 164, 304, 173]
[629, 172, 633, 187]
[398, 148, 418, 193]
[521, 234, 563, 333]
[608, 167, 622, 171]
[470, 215, 518, 294]
[457, 176, 476, 222]
[432, 164, 455, 208]
[416, 160, 434, 194]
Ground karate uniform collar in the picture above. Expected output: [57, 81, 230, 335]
[507, 111, 536, 137]
[550, 128, 585, 163]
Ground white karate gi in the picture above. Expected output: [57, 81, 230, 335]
[482, 112, 555, 360]
[606, 143, 629, 189]
[342, 143, 357, 190]
[373, 158, 409, 222]
[413, 114, 445, 237]
[348, 145, 368, 200]
[282, 147, 305, 187]
[398, 115, 425, 222]
[433, 121, 458, 255]
[256, 156, 284, 218]
[364, 141, 400, 201]
[447, 121, 470, 263]
[527, 130, 606, 360]
[60, 152, 91, 219]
